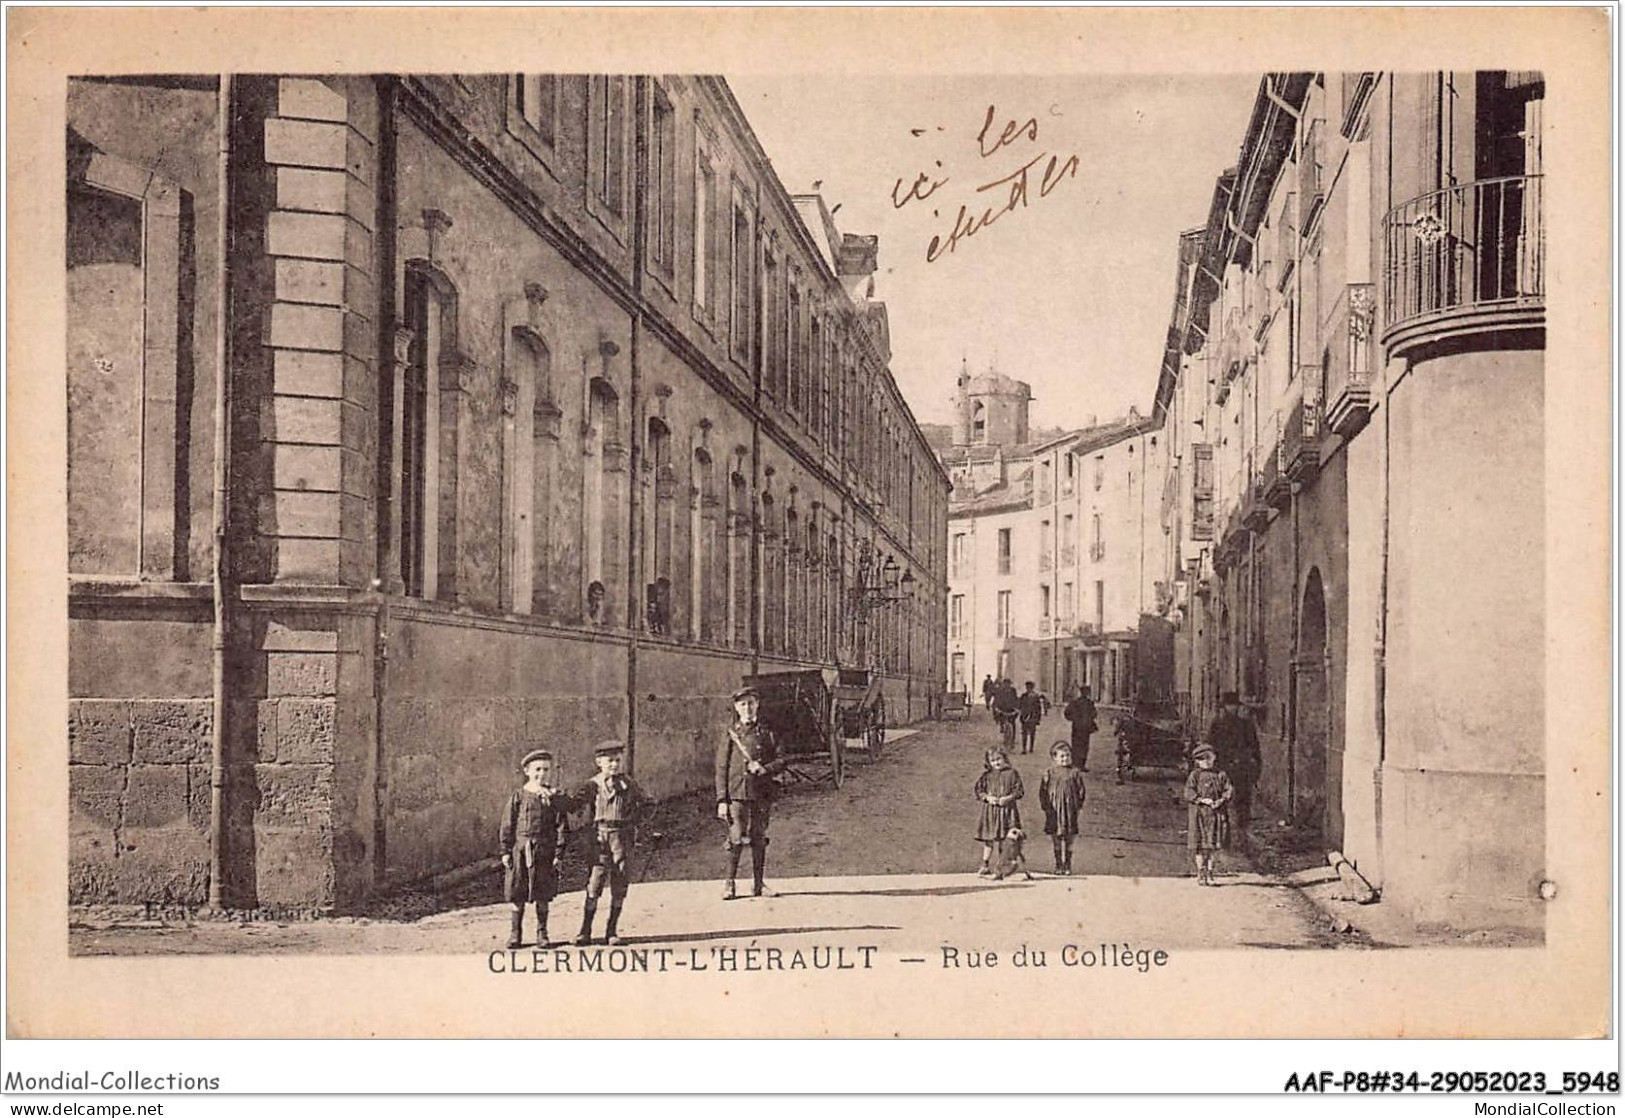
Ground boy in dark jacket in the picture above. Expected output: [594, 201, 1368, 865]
[573, 741, 648, 946]
[716, 686, 788, 899]
[500, 749, 571, 949]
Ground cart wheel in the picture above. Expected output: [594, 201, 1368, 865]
[830, 722, 846, 788]
[866, 713, 886, 761]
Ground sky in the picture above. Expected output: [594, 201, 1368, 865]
[726, 74, 1262, 431]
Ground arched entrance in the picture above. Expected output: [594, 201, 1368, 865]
[1294, 568, 1340, 845]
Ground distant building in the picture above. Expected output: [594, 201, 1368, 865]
[941, 364, 1163, 704]
[1150, 72, 1545, 934]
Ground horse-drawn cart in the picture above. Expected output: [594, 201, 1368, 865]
[741, 667, 887, 788]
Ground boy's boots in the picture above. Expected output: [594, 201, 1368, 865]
[605, 902, 623, 946]
[507, 907, 524, 949]
[575, 899, 597, 945]
[723, 846, 742, 900]
[1052, 839, 1064, 875]
[534, 903, 550, 948]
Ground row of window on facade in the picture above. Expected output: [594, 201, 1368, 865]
[947, 516, 1108, 581]
[507, 74, 932, 534]
[948, 580, 1108, 641]
[1033, 443, 1152, 506]
[397, 260, 932, 662]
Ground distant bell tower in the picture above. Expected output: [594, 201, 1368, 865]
[952, 361, 1032, 447]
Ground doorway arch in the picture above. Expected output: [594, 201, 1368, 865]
[1295, 567, 1340, 845]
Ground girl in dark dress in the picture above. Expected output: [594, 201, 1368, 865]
[974, 747, 1024, 876]
[1184, 745, 1234, 885]
[1039, 740, 1088, 875]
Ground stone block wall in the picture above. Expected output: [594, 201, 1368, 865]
[69, 697, 213, 904]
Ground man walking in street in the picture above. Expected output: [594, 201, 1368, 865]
[981, 675, 996, 710]
[1206, 691, 1262, 832]
[992, 678, 1020, 750]
[716, 686, 787, 899]
[1063, 684, 1099, 771]
[1017, 680, 1046, 754]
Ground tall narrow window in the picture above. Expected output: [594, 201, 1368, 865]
[1091, 512, 1103, 560]
[730, 196, 753, 365]
[1191, 442, 1215, 541]
[1093, 454, 1104, 490]
[810, 317, 824, 437]
[585, 378, 620, 624]
[514, 74, 558, 148]
[950, 593, 965, 639]
[649, 87, 676, 276]
[761, 254, 781, 398]
[690, 448, 715, 641]
[693, 147, 716, 318]
[589, 75, 627, 220]
[1041, 584, 1052, 619]
[504, 329, 549, 614]
[787, 286, 802, 413]
[1095, 580, 1106, 632]
[646, 417, 674, 636]
[997, 527, 1012, 576]
[997, 590, 1012, 638]
[400, 270, 441, 598]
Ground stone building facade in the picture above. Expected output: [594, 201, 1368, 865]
[67, 74, 950, 910]
[1151, 72, 1545, 933]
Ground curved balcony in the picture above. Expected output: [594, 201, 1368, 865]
[1382, 174, 1544, 358]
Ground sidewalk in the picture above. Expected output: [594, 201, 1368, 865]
[1235, 818, 1539, 948]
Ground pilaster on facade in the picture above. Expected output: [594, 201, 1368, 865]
[261, 77, 380, 590]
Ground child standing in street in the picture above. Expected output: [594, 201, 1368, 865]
[1184, 744, 1234, 885]
[500, 749, 571, 949]
[974, 747, 1024, 876]
[1039, 740, 1088, 875]
[574, 741, 648, 945]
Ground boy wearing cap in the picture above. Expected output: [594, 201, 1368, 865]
[500, 749, 571, 949]
[573, 741, 648, 946]
[716, 686, 787, 900]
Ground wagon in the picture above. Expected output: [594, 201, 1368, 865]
[1112, 705, 1192, 784]
[741, 667, 887, 788]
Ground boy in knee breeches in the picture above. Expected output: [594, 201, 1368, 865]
[500, 749, 570, 949]
[716, 686, 787, 900]
[574, 741, 647, 946]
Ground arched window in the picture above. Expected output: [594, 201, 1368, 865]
[785, 506, 800, 655]
[760, 493, 778, 653]
[972, 400, 987, 443]
[401, 263, 461, 599]
[503, 327, 551, 613]
[690, 447, 716, 641]
[729, 466, 750, 647]
[584, 376, 620, 624]
[646, 416, 674, 635]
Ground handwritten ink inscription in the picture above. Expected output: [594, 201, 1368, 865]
[890, 103, 1081, 263]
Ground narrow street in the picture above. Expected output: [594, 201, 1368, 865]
[71, 709, 1344, 956]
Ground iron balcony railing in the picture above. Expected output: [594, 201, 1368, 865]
[1382, 174, 1544, 338]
